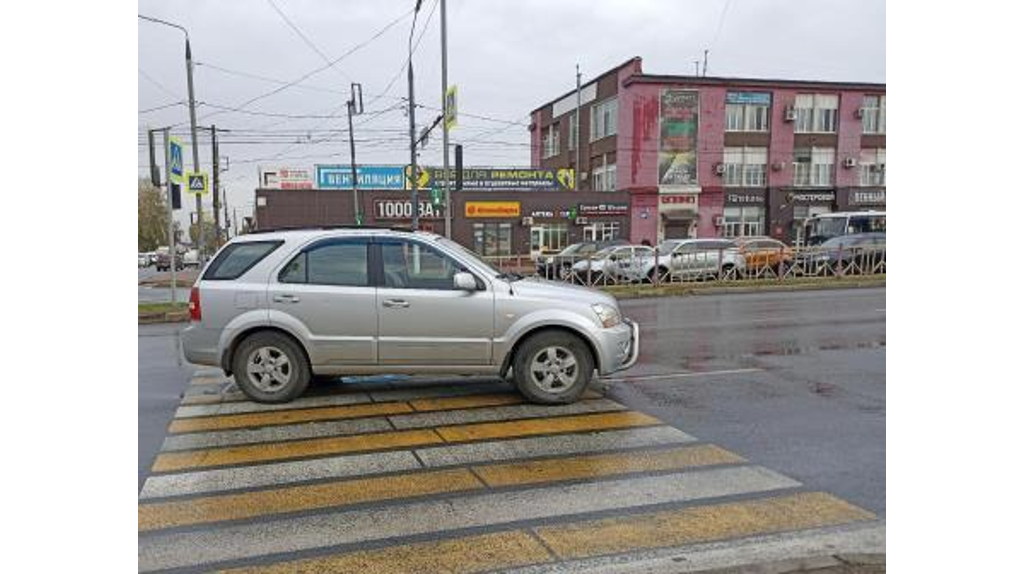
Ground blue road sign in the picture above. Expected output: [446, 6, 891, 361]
[169, 137, 184, 183]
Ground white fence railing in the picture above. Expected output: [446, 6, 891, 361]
[482, 245, 885, 288]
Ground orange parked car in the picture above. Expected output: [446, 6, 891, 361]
[734, 236, 792, 270]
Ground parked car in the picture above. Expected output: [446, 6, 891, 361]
[183, 249, 201, 268]
[792, 232, 885, 275]
[536, 239, 630, 279]
[733, 236, 792, 273]
[182, 228, 640, 404]
[138, 253, 149, 267]
[639, 239, 745, 282]
[154, 247, 185, 272]
[571, 245, 656, 284]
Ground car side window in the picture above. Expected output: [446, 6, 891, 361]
[280, 241, 369, 286]
[381, 240, 461, 290]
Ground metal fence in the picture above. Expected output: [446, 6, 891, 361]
[482, 245, 886, 288]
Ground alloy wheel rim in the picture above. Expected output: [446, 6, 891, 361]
[529, 345, 579, 392]
[246, 346, 292, 393]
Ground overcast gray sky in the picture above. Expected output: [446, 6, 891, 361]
[138, 0, 885, 227]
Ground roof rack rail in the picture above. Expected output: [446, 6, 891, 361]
[248, 224, 417, 234]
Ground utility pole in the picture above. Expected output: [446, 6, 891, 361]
[347, 83, 364, 225]
[575, 64, 582, 189]
[702, 49, 709, 77]
[408, 0, 423, 231]
[160, 129, 178, 303]
[211, 125, 221, 246]
[440, 0, 451, 237]
[185, 38, 205, 260]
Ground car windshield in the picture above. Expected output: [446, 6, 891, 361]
[591, 246, 618, 259]
[657, 241, 681, 256]
[437, 236, 500, 276]
[559, 244, 583, 255]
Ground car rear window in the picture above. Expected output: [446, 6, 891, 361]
[203, 241, 282, 281]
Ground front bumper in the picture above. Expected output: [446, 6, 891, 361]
[596, 318, 640, 375]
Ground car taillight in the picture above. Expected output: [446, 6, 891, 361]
[189, 287, 202, 322]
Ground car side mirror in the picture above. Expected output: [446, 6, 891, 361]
[609, 255, 618, 261]
[453, 272, 478, 291]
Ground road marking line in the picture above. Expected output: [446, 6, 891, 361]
[389, 398, 625, 430]
[169, 402, 414, 434]
[139, 451, 422, 500]
[154, 411, 661, 472]
[137, 467, 800, 571]
[221, 530, 552, 574]
[161, 417, 395, 452]
[533, 491, 876, 559]
[139, 468, 483, 532]
[174, 392, 374, 418]
[474, 444, 743, 488]
[408, 393, 523, 411]
[435, 411, 662, 442]
[603, 368, 764, 384]
[151, 429, 442, 473]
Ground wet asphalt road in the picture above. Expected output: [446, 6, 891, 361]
[138, 287, 884, 515]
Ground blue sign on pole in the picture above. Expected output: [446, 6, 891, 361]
[316, 165, 406, 190]
[169, 137, 184, 183]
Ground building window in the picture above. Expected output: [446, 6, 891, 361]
[472, 223, 512, 256]
[725, 95, 770, 132]
[590, 97, 618, 141]
[859, 148, 886, 186]
[794, 94, 838, 133]
[542, 123, 560, 159]
[568, 112, 578, 151]
[861, 95, 885, 134]
[793, 147, 835, 187]
[530, 223, 569, 254]
[591, 155, 617, 191]
[722, 206, 764, 238]
[723, 147, 767, 187]
[583, 221, 621, 241]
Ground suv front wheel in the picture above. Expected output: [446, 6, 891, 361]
[512, 330, 594, 404]
[233, 331, 311, 403]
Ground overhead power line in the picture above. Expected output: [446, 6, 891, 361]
[266, 0, 352, 82]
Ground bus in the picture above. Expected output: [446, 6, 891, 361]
[803, 211, 885, 246]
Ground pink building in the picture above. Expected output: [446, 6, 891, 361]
[531, 57, 885, 245]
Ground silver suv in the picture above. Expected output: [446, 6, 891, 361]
[182, 227, 639, 404]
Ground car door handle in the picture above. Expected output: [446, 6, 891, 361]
[273, 294, 301, 303]
[382, 299, 409, 308]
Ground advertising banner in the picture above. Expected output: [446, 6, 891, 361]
[658, 90, 700, 187]
[577, 202, 629, 216]
[260, 167, 313, 189]
[373, 199, 443, 220]
[431, 168, 574, 191]
[726, 92, 771, 105]
[316, 165, 407, 190]
[465, 201, 521, 218]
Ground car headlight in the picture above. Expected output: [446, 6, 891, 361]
[591, 303, 621, 328]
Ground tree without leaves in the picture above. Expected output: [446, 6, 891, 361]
[138, 179, 169, 252]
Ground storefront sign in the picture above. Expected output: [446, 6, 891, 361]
[726, 92, 771, 105]
[260, 167, 313, 189]
[848, 189, 886, 206]
[660, 194, 698, 205]
[577, 202, 628, 216]
[317, 165, 407, 190]
[465, 201, 521, 218]
[658, 90, 700, 187]
[725, 191, 765, 205]
[786, 191, 836, 203]
[530, 208, 572, 219]
[432, 168, 574, 191]
[373, 199, 442, 220]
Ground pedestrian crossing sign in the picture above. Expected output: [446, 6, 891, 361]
[186, 172, 209, 196]
[169, 137, 184, 183]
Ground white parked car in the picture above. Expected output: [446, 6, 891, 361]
[183, 249, 201, 267]
[571, 245, 656, 283]
[638, 239, 746, 282]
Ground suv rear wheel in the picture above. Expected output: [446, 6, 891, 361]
[512, 330, 594, 404]
[232, 331, 311, 403]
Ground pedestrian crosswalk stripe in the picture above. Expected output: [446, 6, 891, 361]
[138, 467, 801, 571]
[169, 401, 413, 434]
[139, 468, 483, 531]
[221, 493, 872, 574]
[162, 417, 396, 452]
[152, 411, 663, 472]
[138, 445, 741, 531]
[221, 530, 552, 574]
[533, 491, 876, 559]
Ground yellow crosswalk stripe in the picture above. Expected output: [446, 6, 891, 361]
[169, 402, 413, 434]
[435, 411, 661, 442]
[219, 530, 552, 574]
[139, 468, 483, 531]
[534, 491, 876, 559]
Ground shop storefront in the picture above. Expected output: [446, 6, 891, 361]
[840, 188, 886, 212]
[770, 189, 837, 245]
[721, 189, 768, 238]
[658, 193, 700, 240]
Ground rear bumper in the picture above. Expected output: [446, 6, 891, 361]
[181, 323, 221, 367]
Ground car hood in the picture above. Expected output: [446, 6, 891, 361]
[508, 276, 617, 307]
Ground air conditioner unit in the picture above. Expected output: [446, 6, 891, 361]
[713, 215, 724, 227]
[575, 217, 589, 225]
[854, 107, 865, 119]
[772, 162, 786, 172]
[783, 106, 796, 122]
[714, 163, 726, 175]
[521, 217, 534, 226]
[843, 157, 857, 168]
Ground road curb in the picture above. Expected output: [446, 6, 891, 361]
[604, 279, 885, 300]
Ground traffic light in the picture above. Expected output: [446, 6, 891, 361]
[171, 182, 182, 210]
[430, 188, 442, 207]
[454, 144, 463, 191]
